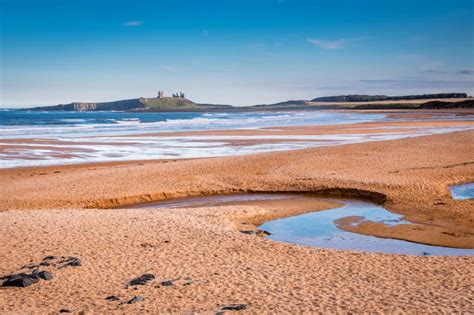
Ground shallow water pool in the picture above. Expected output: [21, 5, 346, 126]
[259, 199, 474, 256]
[128, 193, 474, 256]
[449, 183, 474, 200]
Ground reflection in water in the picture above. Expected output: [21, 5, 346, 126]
[450, 183, 474, 200]
[125, 193, 295, 209]
[259, 200, 474, 256]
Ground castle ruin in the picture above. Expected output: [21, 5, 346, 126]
[157, 91, 185, 99]
[172, 92, 185, 98]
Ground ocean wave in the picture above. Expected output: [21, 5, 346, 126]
[162, 117, 216, 125]
[0, 110, 387, 139]
[61, 119, 89, 123]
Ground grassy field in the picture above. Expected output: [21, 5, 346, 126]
[139, 97, 200, 110]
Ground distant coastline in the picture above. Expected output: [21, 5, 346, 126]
[28, 92, 473, 112]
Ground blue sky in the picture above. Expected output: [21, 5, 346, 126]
[1, 0, 473, 107]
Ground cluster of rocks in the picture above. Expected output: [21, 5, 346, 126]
[104, 294, 145, 306]
[119, 274, 248, 312]
[215, 303, 249, 314]
[127, 273, 155, 287]
[1, 270, 53, 288]
[103, 274, 197, 307]
[121, 295, 144, 305]
[20, 255, 81, 270]
[1, 255, 81, 288]
[125, 273, 186, 289]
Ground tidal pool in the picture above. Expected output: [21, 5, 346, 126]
[259, 199, 474, 256]
[129, 193, 474, 256]
[449, 183, 474, 200]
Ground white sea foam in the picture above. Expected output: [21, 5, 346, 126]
[2, 124, 473, 169]
[60, 119, 89, 123]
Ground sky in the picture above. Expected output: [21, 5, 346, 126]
[0, 0, 473, 107]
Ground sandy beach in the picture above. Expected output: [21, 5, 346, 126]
[1, 121, 473, 313]
[3, 0, 474, 312]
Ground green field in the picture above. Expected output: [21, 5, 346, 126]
[139, 97, 200, 110]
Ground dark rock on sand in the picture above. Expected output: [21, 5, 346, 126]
[240, 230, 257, 235]
[128, 274, 155, 286]
[43, 255, 57, 261]
[59, 308, 71, 313]
[125, 296, 144, 304]
[39, 271, 53, 280]
[2, 269, 53, 287]
[183, 278, 194, 286]
[105, 295, 120, 301]
[240, 229, 271, 236]
[20, 263, 40, 270]
[1, 255, 78, 289]
[31, 270, 53, 281]
[159, 277, 180, 286]
[2, 273, 39, 287]
[58, 257, 81, 268]
[221, 304, 248, 311]
[161, 280, 174, 286]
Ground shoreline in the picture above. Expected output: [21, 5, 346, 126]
[2, 109, 474, 169]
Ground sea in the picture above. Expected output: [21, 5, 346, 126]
[0, 109, 384, 138]
[0, 109, 472, 168]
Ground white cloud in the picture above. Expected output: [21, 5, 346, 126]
[306, 38, 364, 50]
[123, 21, 144, 27]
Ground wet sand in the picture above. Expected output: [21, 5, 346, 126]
[0, 125, 473, 312]
[337, 217, 474, 249]
[135, 118, 474, 137]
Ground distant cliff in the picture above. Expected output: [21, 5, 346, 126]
[32, 98, 143, 111]
[32, 97, 233, 112]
